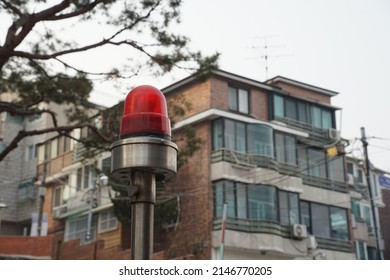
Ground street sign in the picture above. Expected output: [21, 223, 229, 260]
[379, 175, 390, 190]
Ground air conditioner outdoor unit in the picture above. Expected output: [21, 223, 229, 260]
[347, 174, 355, 185]
[291, 224, 308, 239]
[52, 206, 67, 219]
[307, 235, 318, 250]
[328, 128, 340, 141]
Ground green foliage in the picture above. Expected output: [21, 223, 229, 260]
[0, 0, 218, 162]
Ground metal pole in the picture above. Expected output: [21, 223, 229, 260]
[129, 171, 156, 260]
[85, 179, 96, 242]
[361, 127, 382, 260]
[219, 202, 228, 260]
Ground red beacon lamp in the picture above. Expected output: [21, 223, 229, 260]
[111, 85, 178, 182]
[110, 85, 178, 260]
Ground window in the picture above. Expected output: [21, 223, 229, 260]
[330, 207, 349, 240]
[212, 118, 273, 157]
[75, 165, 95, 190]
[99, 209, 118, 233]
[53, 185, 70, 208]
[356, 241, 367, 260]
[25, 144, 36, 161]
[357, 169, 364, 184]
[214, 180, 298, 225]
[228, 86, 249, 114]
[37, 144, 45, 164]
[275, 132, 297, 165]
[311, 203, 330, 238]
[248, 184, 277, 221]
[272, 94, 335, 130]
[351, 199, 362, 219]
[65, 215, 96, 244]
[18, 180, 34, 201]
[299, 147, 345, 182]
[347, 162, 354, 175]
[279, 191, 299, 225]
[300, 201, 349, 240]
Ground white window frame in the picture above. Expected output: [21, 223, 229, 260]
[98, 209, 118, 233]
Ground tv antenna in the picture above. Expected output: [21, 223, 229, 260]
[248, 36, 292, 80]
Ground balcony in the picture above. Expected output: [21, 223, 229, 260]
[211, 149, 299, 177]
[273, 116, 337, 145]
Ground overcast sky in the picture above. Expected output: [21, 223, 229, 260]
[140, 0, 390, 171]
[3, 0, 389, 171]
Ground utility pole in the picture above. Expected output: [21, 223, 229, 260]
[361, 127, 382, 260]
[37, 161, 47, 236]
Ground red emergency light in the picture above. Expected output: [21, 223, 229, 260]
[120, 85, 171, 139]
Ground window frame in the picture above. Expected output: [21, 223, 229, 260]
[98, 209, 118, 233]
[228, 86, 250, 114]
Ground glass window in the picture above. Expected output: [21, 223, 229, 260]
[363, 205, 372, 228]
[357, 169, 364, 184]
[311, 203, 330, 238]
[76, 168, 83, 191]
[289, 193, 299, 224]
[285, 99, 297, 120]
[330, 207, 348, 240]
[274, 95, 284, 117]
[248, 124, 274, 157]
[238, 89, 249, 114]
[327, 156, 345, 182]
[308, 148, 326, 178]
[279, 191, 289, 225]
[228, 86, 249, 114]
[225, 181, 236, 218]
[236, 122, 246, 153]
[275, 133, 285, 163]
[285, 135, 297, 165]
[228, 87, 238, 111]
[322, 110, 332, 129]
[37, 145, 45, 164]
[50, 139, 58, 159]
[297, 103, 308, 123]
[248, 185, 277, 221]
[236, 183, 247, 219]
[279, 191, 299, 225]
[99, 209, 118, 233]
[311, 107, 322, 128]
[347, 162, 354, 175]
[300, 201, 311, 233]
[65, 215, 96, 244]
[356, 241, 367, 260]
[212, 119, 223, 151]
[351, 199, 362, 219]
[275, 133, 297, 165]
[214, 181, 224, 218]
[224, 119, 235, 151]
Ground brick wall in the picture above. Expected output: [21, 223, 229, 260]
[158, 121, 213, 260]
[167, 80, 211, 123]
[271, 81, 332, 104]
[0, 236, 53, 258]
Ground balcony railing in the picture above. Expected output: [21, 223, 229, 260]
[213, 217, 291, 238]
[273, 116, 334, 144]
[212, 149, 348, 192]
[316, 237, 353, 253]
[211, 148, 299, 177]
[213, 218, 353, 253]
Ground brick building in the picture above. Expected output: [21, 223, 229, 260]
[1, 69, 387, 259]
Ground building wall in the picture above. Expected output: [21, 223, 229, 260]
[270, 80, 332, 104]
[167, 80, 211, 123]
[159, 121, 213, 259]
[380, 188, 390, 259]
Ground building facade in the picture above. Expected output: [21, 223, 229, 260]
[1, 70, 387, 259]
